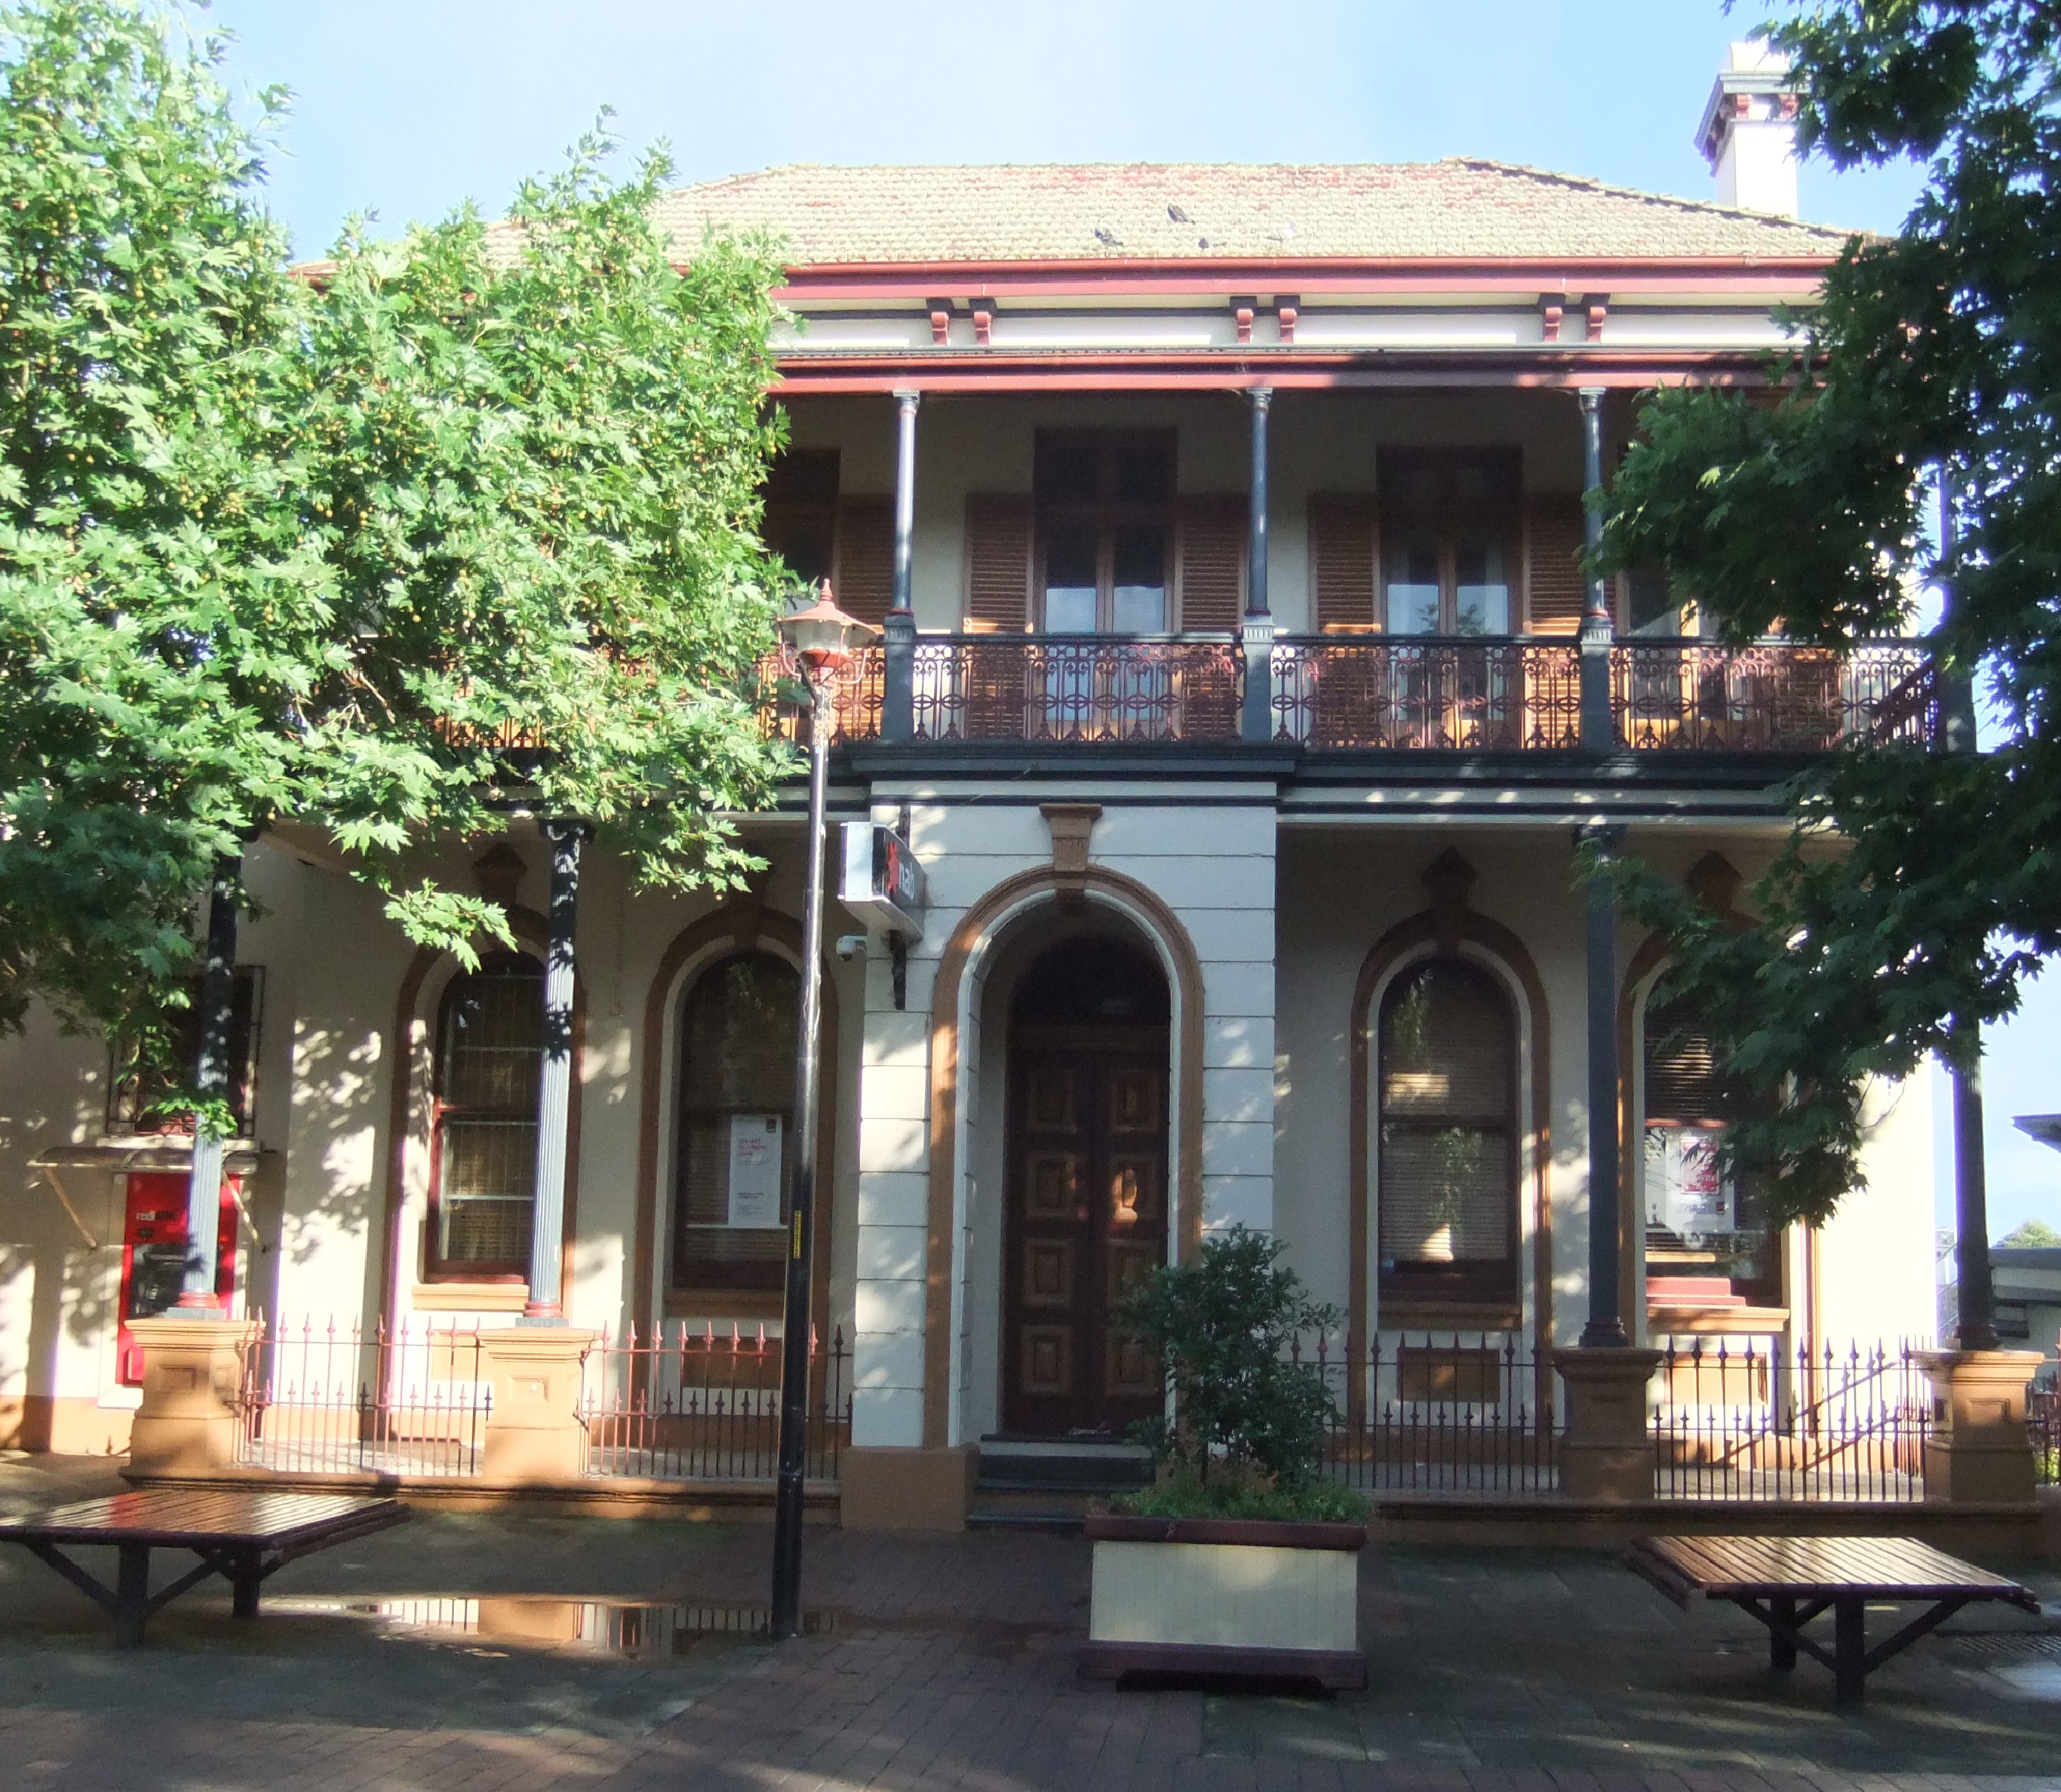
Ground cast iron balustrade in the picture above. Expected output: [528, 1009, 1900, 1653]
[1270, 637, 1583, 750]
[1613, 639, 1932, 752]
[579, 1321, 850, 1483]
[763, 637, 1930, 752]
[233, 1314, 491, 1477]
[903, 635, 1243, 743]
[1650, 1337, 1931, 1502]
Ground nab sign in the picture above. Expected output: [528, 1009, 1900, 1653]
[840, 823, 927, 941]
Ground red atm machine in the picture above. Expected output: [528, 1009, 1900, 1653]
[117, 1172, 238, 1385]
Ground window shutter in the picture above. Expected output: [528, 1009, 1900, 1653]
[963, 494, 1034, 631]
[1522, 494, 1588, 634]
[1308, 494, 1379, 631]
[1174, 496, 1246, 631]
[832, 496, 895, 627]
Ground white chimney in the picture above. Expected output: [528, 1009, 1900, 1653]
[1697, 41, 1799, 218]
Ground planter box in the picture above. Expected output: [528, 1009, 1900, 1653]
[1079, 1511, 1366, 1689]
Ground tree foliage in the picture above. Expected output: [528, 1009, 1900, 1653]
[1590, 1, 2061, 1225]
[0, 0, 793, 1072]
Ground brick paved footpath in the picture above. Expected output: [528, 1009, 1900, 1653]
[2, 1456, 2057, 1792]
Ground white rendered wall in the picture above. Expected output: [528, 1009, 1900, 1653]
[846, 792, 1278, 1447]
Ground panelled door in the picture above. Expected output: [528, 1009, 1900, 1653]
[1003, 1027, 1169, 1437]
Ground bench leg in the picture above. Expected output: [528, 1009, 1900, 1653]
[112, 1544, 150, 1649]
[232, 1553, 262, 1619]
[1769, 1595, 1797, 1672]
[1833, 1597, 1866, 1706]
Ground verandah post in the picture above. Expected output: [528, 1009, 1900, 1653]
[1239, 385, 1273, 744]
[524, 818, 589, 1323]
[175, 853, 241, 1315]
[882, 388, 920, 744]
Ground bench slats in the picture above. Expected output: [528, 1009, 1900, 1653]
[1634, 1533, 2036, 1608]
[0, 1489, 406, 1550]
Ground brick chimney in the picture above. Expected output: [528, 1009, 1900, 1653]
[1697, 41, 1799, 218]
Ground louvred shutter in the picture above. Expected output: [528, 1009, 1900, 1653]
[1174, 496, 1246, 631]
[1523, 494, 1588, 635]
[1307, 494, 1379, 631]
[832, 496, 895, 626]
[963, 494, 1034, 631]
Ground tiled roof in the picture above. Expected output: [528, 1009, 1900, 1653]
[651, 161, 1858, 266]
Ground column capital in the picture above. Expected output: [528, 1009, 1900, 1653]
[1246, 385, 1274, 411]
[892, 387, 923, 409]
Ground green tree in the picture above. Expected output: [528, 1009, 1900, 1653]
[1590, 1, 2061, 1226]
[1998, 1220, 2061, 1250]
[0, 0, 792, 1085]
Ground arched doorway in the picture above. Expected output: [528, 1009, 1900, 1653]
[1002, 934, 1171, 1438]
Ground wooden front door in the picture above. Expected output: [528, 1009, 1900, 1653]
[1003, 1031, 1169, 1437]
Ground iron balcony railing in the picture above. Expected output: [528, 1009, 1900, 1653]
[771, 636, 1932, 752]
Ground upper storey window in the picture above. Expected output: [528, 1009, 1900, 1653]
[1380, 451, 1519, 637]
[1036, 431, 1175, 634]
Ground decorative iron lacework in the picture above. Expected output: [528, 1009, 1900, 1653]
[754, 636, 1932, 752]
[1271, 638, 1583, 750]
[1611, 640, 1930, 752]
[907, 637, 1242, 743]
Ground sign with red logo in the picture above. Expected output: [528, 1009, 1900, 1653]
[839, 823, 927, 940]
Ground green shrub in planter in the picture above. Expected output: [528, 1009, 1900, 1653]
[1110, 1224, 1369, 1522]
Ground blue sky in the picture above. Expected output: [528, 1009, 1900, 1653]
[201, 0, 2059, 1243]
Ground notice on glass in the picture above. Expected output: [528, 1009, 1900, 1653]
[1644, 1125, 1734, 1235]
[726, 1115, 785, 1229]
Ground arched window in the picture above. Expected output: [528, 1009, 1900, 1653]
[430, 952, 544, 1278]
[1642, 992, 1780, 1308]
[1377, 958, 1518, 1302]
[672, 952, 800, 1293]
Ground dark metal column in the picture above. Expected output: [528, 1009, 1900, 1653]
[1934, 469, 1997, 1349]
[1240, 386, 1274, 744]
[882, 390, 920, 743]
[771, 670, 834, 1639]
[1578, 821, 1628, 1346]
[1577, 388, 1615, 752]
[524, 819, 589, 1323]
[176, 855, 241, 1312]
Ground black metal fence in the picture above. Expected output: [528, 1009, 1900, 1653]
[1307, 1333, 1559, 1493]
[1297, 1333, 1946, 1502]
[234, 1315, 490, 1477]
[1649, 1338, 1930, 1502]
[2032, 1386, 2059, 1490]
[579, 1321, 849, 1483]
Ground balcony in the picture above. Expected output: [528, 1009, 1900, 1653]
[782, 637, 1933, 753]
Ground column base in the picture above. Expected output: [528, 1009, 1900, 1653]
[1553, 1346, 1663, 1503]
[1915, 1349, 2047, 1505]
[840, 1444, 976, 1530]
[127, 1317, 261, 1477]
[478, 1328, 600, 1482]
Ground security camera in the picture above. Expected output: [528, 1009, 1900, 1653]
[834, 934, 868, 962]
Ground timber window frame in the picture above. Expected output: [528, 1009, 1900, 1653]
[668, 949, 803, 1298]
[1375, 956, 1522, 1306]
[1377, 449, 1522, 637]
[426, 950, 545, 1282]
[1034, 429, 1178, 635]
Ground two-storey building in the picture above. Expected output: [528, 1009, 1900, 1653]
[0, 51, 1938, 1518]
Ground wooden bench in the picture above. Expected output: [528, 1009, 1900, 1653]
[0, 1488, 407, 1647]
[1627, 1533, 2041, 1705]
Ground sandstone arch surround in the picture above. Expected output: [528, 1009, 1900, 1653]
[921, 867, 1208, 1450]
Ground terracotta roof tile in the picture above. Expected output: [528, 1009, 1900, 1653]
[650, 160, 1857, 266]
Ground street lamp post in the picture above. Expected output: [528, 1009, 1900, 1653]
[770, 584, 875, 1642]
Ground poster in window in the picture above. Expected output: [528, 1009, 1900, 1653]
[1643, 1124, 1734, 1235]
[726, 1115, 785, 1229]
